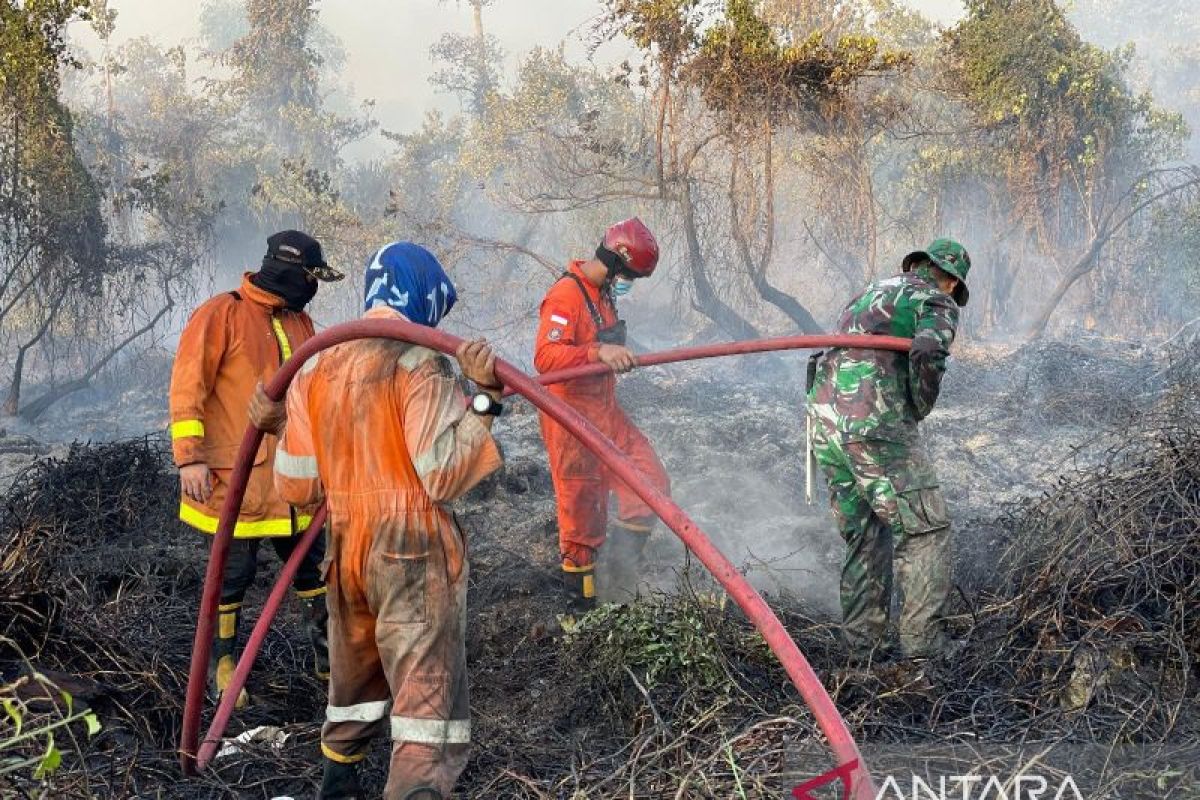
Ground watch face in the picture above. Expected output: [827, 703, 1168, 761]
[472, 393, 491, 413]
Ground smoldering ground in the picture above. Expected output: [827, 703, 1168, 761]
[3, 331, 1198, 798]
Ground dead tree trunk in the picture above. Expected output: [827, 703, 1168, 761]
[681, 179, 760, 339]
[730, 133, 823, 334]
[3, 294, 64, 416]
[19, 296, 174, 421]
[1026, 170, 1200, 339]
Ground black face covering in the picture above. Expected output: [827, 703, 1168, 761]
[252, 256, 318, 311]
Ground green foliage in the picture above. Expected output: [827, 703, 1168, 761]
[564, 597, 745, 690]
[947, 0, 1184, 175]
[0, 0, 108, 284]
[430, 25, 502, 119]
[224, 0, 321, 115]
[606, 0, 703, 65]
[0, 672, 102, 783]
[688, 0, 911, 125]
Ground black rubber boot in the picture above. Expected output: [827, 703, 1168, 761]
[298, 593, 330, 680]
[403, 788, 444, 800]
[210, 602, 249, 708]
[561, 562, 597, 613]
[319, 757, 364, 799]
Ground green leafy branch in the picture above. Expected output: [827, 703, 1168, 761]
[0, 673, 102, 781]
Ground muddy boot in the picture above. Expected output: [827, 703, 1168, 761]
[605, 522, 651, 601]
[319, 757, 364, 799]
[298, 592, 330, 680]
[210, 602, 249, 709]
[561, 558, 597, 613]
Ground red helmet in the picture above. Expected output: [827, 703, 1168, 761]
[601, 217, 659, 277]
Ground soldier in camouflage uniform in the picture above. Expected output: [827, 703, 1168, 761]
[807, 238, 971, 661]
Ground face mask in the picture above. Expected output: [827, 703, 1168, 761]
[254, 257, 318, 311]
[612, 277, 634, 298]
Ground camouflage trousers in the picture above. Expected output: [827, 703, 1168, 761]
[810, 418, 952, 659]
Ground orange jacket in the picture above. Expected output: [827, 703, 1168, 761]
[274, 307, 503, 581]
[534, 261, 618, 401]
[169, 273, 315, 537]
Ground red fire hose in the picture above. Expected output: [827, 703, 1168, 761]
[181, 322, 909, 798]
[193, 504, 328, 770]
[507, 333, 913, 395]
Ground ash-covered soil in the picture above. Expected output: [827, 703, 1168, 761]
[2, 334, 1197, 798]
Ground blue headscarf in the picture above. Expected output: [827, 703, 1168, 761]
[363, 242, 457, 327]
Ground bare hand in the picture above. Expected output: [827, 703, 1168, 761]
[456, 339, 500, 390]
[180, 463, 214, 503]
[249, 381, 286, 435]
[597, 344, 637, 374]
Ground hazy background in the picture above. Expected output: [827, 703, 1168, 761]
[69, 0, 969, 149]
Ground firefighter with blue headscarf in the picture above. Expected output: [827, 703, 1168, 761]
[265, 241, 505, 799]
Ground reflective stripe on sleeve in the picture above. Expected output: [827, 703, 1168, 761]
[325, 700, 391, 723]
[275, 448, 320, 479]
[390, 716, 471, 745]
[411, 427, 456, 479]
[171, 419, 205, 439]
[399, 345, 437, 371]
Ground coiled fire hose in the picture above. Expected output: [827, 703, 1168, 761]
[180, 320, 911, 798]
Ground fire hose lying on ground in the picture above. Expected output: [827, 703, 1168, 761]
[179, 319, 911, 799]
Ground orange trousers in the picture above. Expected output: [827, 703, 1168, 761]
[540, 392, 670, 569]
[320, 510, 469, 799]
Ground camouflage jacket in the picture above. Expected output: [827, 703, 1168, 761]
[808, 270, 959, 440]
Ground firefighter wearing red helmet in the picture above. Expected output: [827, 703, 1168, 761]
[534, 217, 671, 607]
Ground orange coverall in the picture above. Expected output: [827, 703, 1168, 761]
[534, 261, 670, 574]
[275, 307, 502, 798]
[169, 273, 316, 538]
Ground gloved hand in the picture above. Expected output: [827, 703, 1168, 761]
[248, 381, 287, 435]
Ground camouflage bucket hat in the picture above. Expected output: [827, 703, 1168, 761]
[902, 238, 971, 306]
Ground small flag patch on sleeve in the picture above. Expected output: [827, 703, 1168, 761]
[550, 313, 569, 326]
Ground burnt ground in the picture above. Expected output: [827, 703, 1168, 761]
[1, 334, 1198, 798]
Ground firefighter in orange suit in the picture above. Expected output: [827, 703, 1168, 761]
[169, 230, 343, 707]
[275, 242, 504, 800]
[534, 218, 671, 607]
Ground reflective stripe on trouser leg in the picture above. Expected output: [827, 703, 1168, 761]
[390, 717, 470, 745]
[323, 700, 386, 762]
[377, 521, 471, 800]
[322, 532, 391, 765]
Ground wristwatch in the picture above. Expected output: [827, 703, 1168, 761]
[471, 392, 504, 417]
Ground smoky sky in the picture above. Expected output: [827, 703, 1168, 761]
[68, 0, 969, 147]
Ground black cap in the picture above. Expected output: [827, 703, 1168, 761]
[265, 230, 343, 282]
